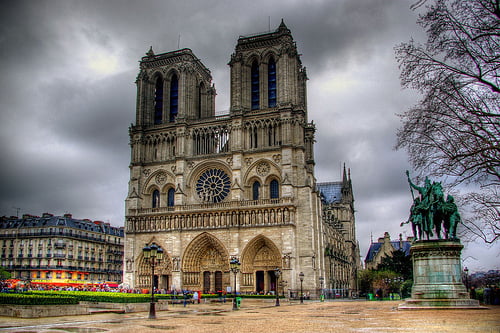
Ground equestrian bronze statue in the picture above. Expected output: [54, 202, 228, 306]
[401, 171, 460, 241]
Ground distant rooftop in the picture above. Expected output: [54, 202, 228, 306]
[0, 213, 123, 237]
[365, 233, 412, 263]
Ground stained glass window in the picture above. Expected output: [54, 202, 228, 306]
[270, 180, 279, 199]
[170, 74, 178, 122]
[251, 61, 259, 110]
[253, 181, 260, 200]
[167, 188, 175, 207]
[154, 77, 163, 124]
[196, 169, 231, 203]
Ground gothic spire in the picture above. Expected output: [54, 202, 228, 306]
[277, 18, 291, 34]
[146, 46, 155, 57]
[342, 163, 348, 185]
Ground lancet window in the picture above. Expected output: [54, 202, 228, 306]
[270, 180, 279, 199]
[167, 188, 175, 207]
[169, 74, 179, 122]
[251, 61, 259, 110]
[252, 181, 261, 200]
[154, 77, 163, 124]
[152, 189, 160, 208]
[268, 58, 276, 108]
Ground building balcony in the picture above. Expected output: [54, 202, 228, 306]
[10, 231, 121, 244]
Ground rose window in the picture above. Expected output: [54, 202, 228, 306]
[196, 169, 231, 203]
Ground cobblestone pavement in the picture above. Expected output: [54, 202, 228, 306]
[0, 300, 498, 333]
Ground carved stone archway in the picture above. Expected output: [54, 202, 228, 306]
[182, 232, 229, 292]
[240, 235, 281, 293]
[136, 252, 173, 290]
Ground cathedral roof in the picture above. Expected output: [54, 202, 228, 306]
[317, 182, 343, 204]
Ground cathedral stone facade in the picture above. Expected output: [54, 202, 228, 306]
[124, 21, 359, 296]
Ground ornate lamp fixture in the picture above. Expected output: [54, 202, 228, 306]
[274, 267, 281, 306]
[143, 243, 164, 319]
[299, 271, 305, 304]
[230, 257, 241, 310]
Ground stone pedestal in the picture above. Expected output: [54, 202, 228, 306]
[399, 240, 482, 309]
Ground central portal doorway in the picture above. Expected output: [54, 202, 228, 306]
[256, 271, 265, 293]
[203, 271, 210, 293]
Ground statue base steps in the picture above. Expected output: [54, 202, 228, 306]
[398, 240, 484, 310]
[399, 298, 483, 310]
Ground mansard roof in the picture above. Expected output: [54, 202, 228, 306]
[365, 238, 411, 263]
[0, 213, 124, 237]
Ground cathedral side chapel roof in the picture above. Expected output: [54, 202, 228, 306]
[317, 182, 343, 204]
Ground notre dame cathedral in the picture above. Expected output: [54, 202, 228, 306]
[123, 21, 360, 297]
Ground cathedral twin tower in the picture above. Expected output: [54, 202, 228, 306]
[124, 21, 359, 296]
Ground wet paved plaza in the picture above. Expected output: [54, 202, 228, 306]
[0, 300, 498, 332]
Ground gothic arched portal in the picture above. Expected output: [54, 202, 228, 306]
[182, 232, 229, 292]
[241, 235, 281, 293]
[136, 249, 172, 290]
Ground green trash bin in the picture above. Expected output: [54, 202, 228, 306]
[368, 293, 374, 301]
[235, 297, 241, 309]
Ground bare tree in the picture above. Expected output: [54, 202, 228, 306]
[395, 0, 499, 243]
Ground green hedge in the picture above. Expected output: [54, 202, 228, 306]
[26, 291, 153, 303]
[0, 293, 78, 305]
[239, 294, 284, 299]
[21, 291, 283, 303]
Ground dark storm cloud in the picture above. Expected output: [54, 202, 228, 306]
[0, 0, 497, 269]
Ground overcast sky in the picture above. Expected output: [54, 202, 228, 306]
[0, 0, 497, 272]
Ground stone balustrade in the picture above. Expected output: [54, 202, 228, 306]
[126, 198, 295, 233]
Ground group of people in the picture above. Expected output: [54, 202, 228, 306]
[476, 286, 500, 305]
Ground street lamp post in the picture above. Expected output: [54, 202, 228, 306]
[274, 267, 281, 306]
[319, 276, 324, 301]
[464, 267, 469, 292]
[299, 272, 304, 304]
[280, 280, 287, 298]
[395, 276, 404, 299]
[143, 243, 164, 319]
[230, 257, 241, 310]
